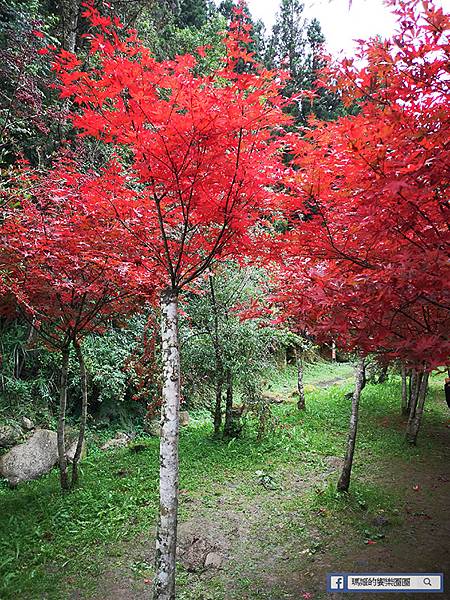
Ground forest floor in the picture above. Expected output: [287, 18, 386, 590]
[0, 362, 449, 600]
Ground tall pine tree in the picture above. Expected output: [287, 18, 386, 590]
[176, 0, 215, 29]
[266, 0, 341, 123]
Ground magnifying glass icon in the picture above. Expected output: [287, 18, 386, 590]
[423, 578, 432, 586]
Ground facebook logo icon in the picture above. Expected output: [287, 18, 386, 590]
[329, 575, 345, 591]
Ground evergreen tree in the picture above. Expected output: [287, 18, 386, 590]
[266, 0, 306, 96]
[266, 0, 341, 123]
[177, 0, 214, 29]
[302, 17, 343, 121]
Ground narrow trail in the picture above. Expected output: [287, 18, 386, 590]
[315, 376, 349, 389]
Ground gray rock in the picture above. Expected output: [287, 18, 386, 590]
[21, 416, 35, 431]
[145, 420, 161, 437]
[66, 438, 87, 463]
[204, 552, 223, 569]
[0, 424, 22, 448]
[180, 411, 190, 427]
[101, 432, 130, 451]
[0, 429, 58, 486]
[179, 537, 209, 572]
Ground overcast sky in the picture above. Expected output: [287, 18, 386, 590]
[246, 0, 450, 57]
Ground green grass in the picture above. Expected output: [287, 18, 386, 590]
[0, 363, 448, 599]
[267, 360, 355, 395]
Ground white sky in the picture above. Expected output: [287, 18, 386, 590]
[246, 0, 450, 57]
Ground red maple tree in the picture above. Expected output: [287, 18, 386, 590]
[271, 0, 449, 490]
[43, 3, 294, 595]
[1, 156, 143, 489]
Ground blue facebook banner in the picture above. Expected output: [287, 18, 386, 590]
[327, 573, 444, 593]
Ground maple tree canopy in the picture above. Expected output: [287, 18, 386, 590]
[277, 0, 450, 369]
[47, 2, 293, 294]
[0, 156, 142, 347]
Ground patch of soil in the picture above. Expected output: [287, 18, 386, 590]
[319, 460, 450, 600]
[316, 377, 348, 389]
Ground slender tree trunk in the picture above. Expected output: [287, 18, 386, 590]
[408, 369, 421, 414]
[209, 274, 223, 436]
[72, 339, 87, 487]
[61, 0, 80, 53]
[407, 370, 422, 419]
[213, 376, 223, 436]
[337, 357, 365, 492]
[331, 340, 336, 362]
[408, 370, 414, 413]
[57, 347, 70, 491]
[223, 369, 234, 437]
[408, 369, 414, 409]
[154, 288, 180, 600]
[413, 371, 421, 402]
[401, 365, 408, 415]
[407, 375, 419, 428]
[295, 347, 306, 410]
[378, 364, 388, 384]
[406, 371, 429, 445]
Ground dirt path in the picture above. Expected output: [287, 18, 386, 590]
[319, 459, 450, 600]
[74, 444, 449, 600]
[315, 377, 349, 389]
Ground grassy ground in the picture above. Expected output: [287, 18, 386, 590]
[0, 363, 448, 599]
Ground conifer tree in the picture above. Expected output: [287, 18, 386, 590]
[266, 0, 340, 123]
